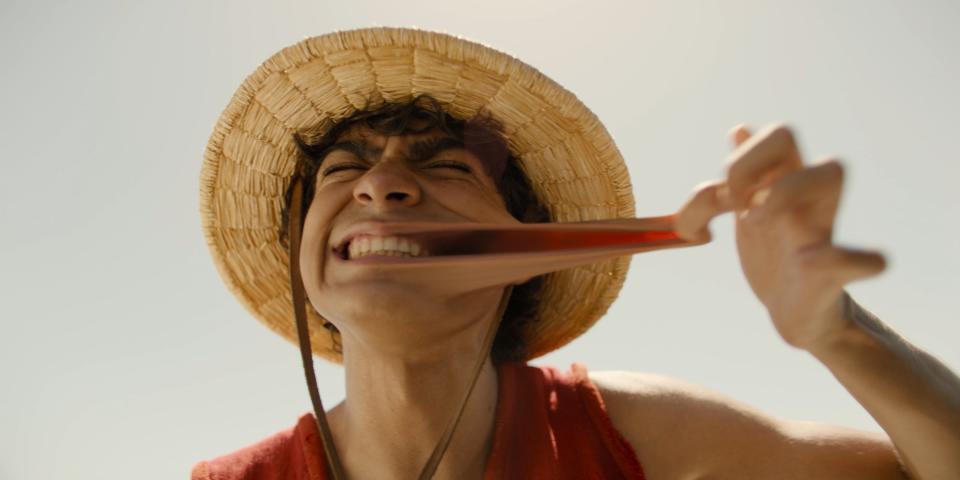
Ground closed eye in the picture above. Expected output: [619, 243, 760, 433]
[427, 161, 472, 173]
[321, 163, 367, 176]
[320, 160, 473, 176]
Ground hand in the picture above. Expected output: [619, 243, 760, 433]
[675, 124, 887, 351]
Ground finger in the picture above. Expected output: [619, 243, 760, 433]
[728, 124, 752, 147]
[758, 159, 844, 222]
[727, 124, 805, 211]
[798, 244, 888, 285]
[675, 180, 733, 241]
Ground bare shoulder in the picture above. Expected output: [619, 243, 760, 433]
[587, 370, 776, 435]
[588, 370, 904, 480]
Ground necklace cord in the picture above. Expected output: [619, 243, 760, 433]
[416, 285, 512, 480]
[289, 181, 347, 480]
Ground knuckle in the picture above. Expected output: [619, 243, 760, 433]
[694, 181, 721, 203]
[724, 153, 741, 172]
[768, 123, 798, 148]
[801, 243, 828, 260]
[769, 122, 795, 138]
[691, 188, 713, 208]
[695, 179, 723, 192]
[808, 158, 845, 188]
[725, 157, 747, 183]
[818, 157, 845, 177]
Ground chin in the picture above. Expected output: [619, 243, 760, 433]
[317, 281, 443, 321]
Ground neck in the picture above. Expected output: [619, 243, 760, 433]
[326, 294, 507, 480]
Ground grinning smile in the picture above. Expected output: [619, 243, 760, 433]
[330, 225, 482, 262]
[337, 234, 431, 260]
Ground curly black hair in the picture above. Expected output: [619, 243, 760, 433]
[279, 96, 551, 363]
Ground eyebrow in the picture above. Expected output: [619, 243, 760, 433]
[321, 140, 382, 164]
[320, 136, 466, 165]
[408, 137, 465, 163]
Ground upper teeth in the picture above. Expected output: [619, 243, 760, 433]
[347, 235, 426, 259]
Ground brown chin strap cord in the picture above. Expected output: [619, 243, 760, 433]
[289, 181, 513, 480]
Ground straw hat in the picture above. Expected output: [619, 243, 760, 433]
[200, 27, 636, 364]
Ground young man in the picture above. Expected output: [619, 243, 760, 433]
[194, 28, 960, 479]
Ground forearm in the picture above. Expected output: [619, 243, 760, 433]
[808, 293, 960, 479]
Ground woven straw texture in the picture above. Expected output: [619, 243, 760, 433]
[200, 27, 636, 364]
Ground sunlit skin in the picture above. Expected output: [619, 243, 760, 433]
[297, 123, 520, 479]
[676, 124, 887, 351]
[293, 121, 959, 479]
[597, 124, 958, 479]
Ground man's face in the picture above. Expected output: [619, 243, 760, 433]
[298, 123, 519, 327]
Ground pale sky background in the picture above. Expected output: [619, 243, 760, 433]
[1, 1, 958, 478]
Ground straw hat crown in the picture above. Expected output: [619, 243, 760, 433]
[200, 27, 636, 363]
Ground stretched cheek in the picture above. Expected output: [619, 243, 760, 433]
[438, 184, 514, 223]
[298, 227, 325, 295]
[298, 205, 336, 295]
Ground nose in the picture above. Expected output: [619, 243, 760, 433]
[352, 161, 422, 208]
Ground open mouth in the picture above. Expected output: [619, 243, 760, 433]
[331, 226, 684, 262]
[333, 234, 431, 261]
[331, 232, 477, 261]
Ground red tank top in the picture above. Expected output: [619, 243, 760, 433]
[191, 363, 646, 479]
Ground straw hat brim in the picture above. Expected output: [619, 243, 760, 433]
[200, 27, 636, 364]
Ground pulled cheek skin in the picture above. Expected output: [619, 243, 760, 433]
[300, 226, 354, 322]
[298, 228, 326, 297]
[425, 182, 516, 226]
[298, 197, 345, 307]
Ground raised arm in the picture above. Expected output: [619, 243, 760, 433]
[809, 293, 960, 478]
[668, 123, 960, 479]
